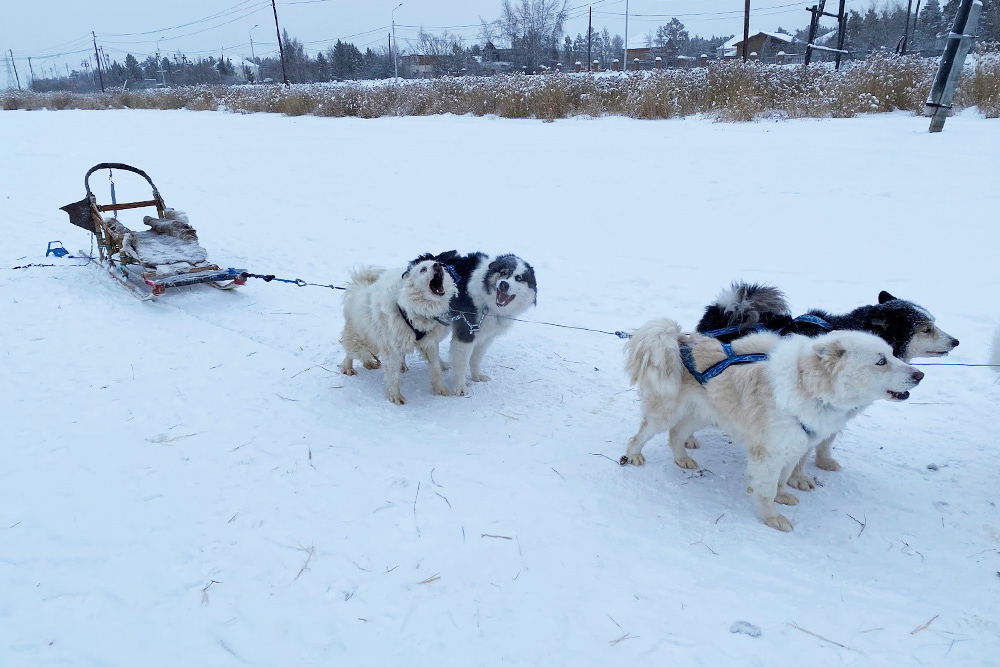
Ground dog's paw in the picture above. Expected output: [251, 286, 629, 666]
[775, 491, 799, 506]
[471, 372, 491, 382]
[787, 474, 816, 491]
[387, 392, 406, 405]
[764, 515, 794, 532]
[340, 362, 357, 376]
[674, 456, 699, 470]
[363, 359, 381, 370]
[684, 436, 700, 450]
[452, 384, 468, 397]
[816, 457, 841, 472]
[622, 452, 645, 466]
[432, 382, 449, 397]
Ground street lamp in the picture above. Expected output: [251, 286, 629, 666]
[156, 37, 166, 86]
[249, 24, 259, 83]
[392, 3, 403, 79]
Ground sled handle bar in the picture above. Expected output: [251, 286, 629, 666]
[84, 163, 163, 204]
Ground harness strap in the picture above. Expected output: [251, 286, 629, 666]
[792, 314, 833, 329]
[701, 323, 766, 338]
[680, 341, 769, 386]
[398, 305, 450, 342]
[399, 305, 430, 341]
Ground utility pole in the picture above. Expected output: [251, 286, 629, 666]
[27, 57, 34, 90]
[911, 1, 923, 51]
[927, 0, 982, 132]
[8, 50, 21, 90]
[587, 6, 592, 71]
[623, 0, 629, 73]
[743, 0, 751, 61]
[392, 3, 403, 79]
[835, 0, 847, 70]
[249, 24, 259, 83]
[271, 0, 290, 85]
[901, 0, 915, 53]
[92, 32, 104, 91]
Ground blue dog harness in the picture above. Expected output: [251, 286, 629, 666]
[680, 341, 769, 385]
[790, 314, 832, 330]
[700, 323, 766, 338]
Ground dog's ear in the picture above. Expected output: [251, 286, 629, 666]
[878, 291, 897, 304]
[813, 339, 847, 369]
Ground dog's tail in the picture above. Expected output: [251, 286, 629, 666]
[347, 266, 384, 289]
[624, 318, 684, 393]
[704, 281, 791, 331]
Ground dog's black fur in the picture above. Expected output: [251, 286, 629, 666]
[696, 281, 959, 360]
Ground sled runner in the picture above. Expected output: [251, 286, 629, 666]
[60, 163, 246, 299]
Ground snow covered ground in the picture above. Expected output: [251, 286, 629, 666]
[2, 109, 999, 666]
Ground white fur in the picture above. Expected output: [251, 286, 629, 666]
[339, 260, 457, 405]
[623, 321, 923, 531]
[450, 255, 536, 396]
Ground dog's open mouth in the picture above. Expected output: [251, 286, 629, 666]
[887, 390, 910, 401]
[496, 286, 516, 307]
[429, 265, 445, 296]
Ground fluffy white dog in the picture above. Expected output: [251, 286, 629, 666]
[340, 256, 458, 405]
[622, 320, 924, 531]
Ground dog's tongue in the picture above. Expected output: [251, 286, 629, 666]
[888, 390, 910, 401]
[496, 287, 516, 307]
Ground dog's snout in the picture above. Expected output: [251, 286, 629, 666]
[432, 262, 441, 270]
[499, 280, 509, 292]
[912, 370, 925, 383]
[950, 338, 959, 348]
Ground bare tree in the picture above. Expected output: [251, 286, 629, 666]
[498, 0, 570, 69]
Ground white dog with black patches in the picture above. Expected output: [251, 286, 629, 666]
[623, 320, 924, 531]
[434, 251, 537, 396]
[339, 255, 457, 405]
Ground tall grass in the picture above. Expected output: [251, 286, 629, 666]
[3, 52, 997, 122]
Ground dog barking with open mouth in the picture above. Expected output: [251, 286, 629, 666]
[339, 254, 457, 405]
[434, 251, 537, 396]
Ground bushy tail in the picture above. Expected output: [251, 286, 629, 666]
[712, 281, 790, 329]
[347, 266, 384, 288]
[624, 318, 684, 394]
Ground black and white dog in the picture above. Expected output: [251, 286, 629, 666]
[697, 282, 959, 361]
[435, 251, 537, 396]
[693, 281, 959, 488]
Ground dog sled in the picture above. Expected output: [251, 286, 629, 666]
[60, 163, 246, 299]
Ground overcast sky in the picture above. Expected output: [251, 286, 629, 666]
[3, 0, 858, 79]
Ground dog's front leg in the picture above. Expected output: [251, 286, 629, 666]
[746, 448, 792, 532]
[382, 351, 406, 405]
[469, 333, 497, 382]
[419, 339, 449, 396]
[449, 338, 474, 396]
[813, 434, 841, 471]
[786, 449, 817, 491]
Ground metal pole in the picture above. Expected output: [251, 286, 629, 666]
[927, 0, 982, 132]
[392, 3, 403, 79]
[271, 0, 290, 86]
[249, 24, 258, 83]
[27, 57, 34, 90]
[743, 0, 751, 61]
[623, 0, 629, 73]
[587, 6, 592, 71]
[10, 50, 21, 90]
[92, 31, 104, 92]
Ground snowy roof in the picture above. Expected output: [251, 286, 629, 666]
[720, 31, 798, 56]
